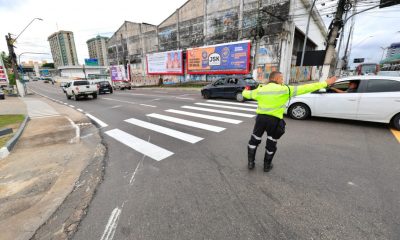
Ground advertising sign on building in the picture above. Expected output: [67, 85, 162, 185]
[146, 50, 183, 75]
[110, 65, 129, 81]
[85, 58, 99, 66]
[187, 40, 251, 75]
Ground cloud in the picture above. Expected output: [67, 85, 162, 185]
[1, 0, 188, 64]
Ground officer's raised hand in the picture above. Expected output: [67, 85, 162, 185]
[325, 76, 337, 86]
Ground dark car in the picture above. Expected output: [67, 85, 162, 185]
[0, 90, 5, 100]
[201, 77, 259, 102]
[97, 81, 113, 94]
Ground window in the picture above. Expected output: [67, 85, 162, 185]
[367, 79, 400, 93]
[214, 79, 225, 86]
[227, 78, 238, 84]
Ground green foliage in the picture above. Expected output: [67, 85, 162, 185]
[1, 51, 11, 69]
[7, 73, 16, 86]
[42, 63, 55, 68]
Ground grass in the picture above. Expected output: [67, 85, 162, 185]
[0, 115, 25, 148]
[0, 114, 25, 129]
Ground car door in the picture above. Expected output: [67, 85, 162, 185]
[224, 78, 240, 98]
[211, 79, 227, 97]
[313, 80, 361, 119]
[357, 79, 400, 122]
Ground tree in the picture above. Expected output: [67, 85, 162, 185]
[42, 63, 55, 68]
[1, 51, 11, 69]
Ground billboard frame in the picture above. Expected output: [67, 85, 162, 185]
[186, 40, 251, 75]
[146, 50, 184, 76]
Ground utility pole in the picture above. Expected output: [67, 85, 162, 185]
[300, 0, 317, 67]
[5, 33, 20, 84]
[252, 0, 262, 72]
[320, 0, 347, 81]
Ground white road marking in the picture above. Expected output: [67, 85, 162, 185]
[140, 104, 157, 108]
[63, 103, 68, 105]
[130, 93, 145, 96]
[147, 113, 225, 133]
[206, 100, 258, 107]
[110, 105, 122, 109]
[175, 97, 195, 100]
[154, 91, 167, 93]
[86, 114, 108, 128]
[150, 98, 161, 101]
[348, 181, 358, 187]
[195, 102, 256, 112]
[105, 129, 174, 161]
[69, 105, 75, 108]
[165, 109, 242, 124]
[100, 207, 122, 240]
[125, 118, 203, 144]
[77, 108, 84, 112]
[181, 106, 255, 118]
[102, 97, 136, 105]
[80, 133, 94, 139]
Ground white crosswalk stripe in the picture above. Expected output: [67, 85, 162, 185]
[105, 129, 174, 161]
[181, 106, 255, 118]
[206, 100, 258, 107]
[195, 102, 256, 112]
[124, 118, 203, 144]
[147, 113, 225, 132]
[165, 109, 242, 124]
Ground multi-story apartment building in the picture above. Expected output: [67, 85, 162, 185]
[386, 42, 400, 58]
[48, 30, 79, 68]
[86, 35, 109, 66]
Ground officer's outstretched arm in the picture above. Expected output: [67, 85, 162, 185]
[289, 81, 328, 97]
[242, 87, 259, 100]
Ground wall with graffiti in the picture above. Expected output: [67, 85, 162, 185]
[289, 66, 321, 83]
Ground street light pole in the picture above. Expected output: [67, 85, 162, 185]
[300, 0, 317, 67]
[4, 17, 43, 95]
[18, 52, 50, 95]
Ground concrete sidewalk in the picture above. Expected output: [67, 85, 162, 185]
[0, 96, 105, 240]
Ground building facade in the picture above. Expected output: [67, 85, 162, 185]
[48, 31, 79, 68]
[386, 42, 400, 58]
[107, 0, 326, 85]
[87, 35, 109, 66]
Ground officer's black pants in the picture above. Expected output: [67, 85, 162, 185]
[248, 114, 286, 162]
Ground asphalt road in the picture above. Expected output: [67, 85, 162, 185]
[28, 81, 400, 240]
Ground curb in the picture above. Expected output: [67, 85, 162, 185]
[0, 115, 30, 159]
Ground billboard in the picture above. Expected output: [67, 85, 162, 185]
[146, 50, 183, 75]
[85, 58, 99, 66]
[187, 40, 251, 75]
[110, 65, 129, 81]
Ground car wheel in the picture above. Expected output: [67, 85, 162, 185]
[288, 103, 310, 120]
[236, 92, 244, 102]
[66, 93, 71, 99]
[93, 93, 97, 99]
[110, 89, 113, 94]
[203, 90, 211, 99]
[391, 113, 400, 130]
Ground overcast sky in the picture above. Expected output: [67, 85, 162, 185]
[1, 0, 399, 69]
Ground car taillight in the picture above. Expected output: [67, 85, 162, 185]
[97, 84, 100, 89]
[76, 87, 79, 92]
[245, 86, 251, 90]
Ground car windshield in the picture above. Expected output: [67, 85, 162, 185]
[244, 78, 257, 84]
[74, 81, 90, 86]
[100, 81, 110, 85]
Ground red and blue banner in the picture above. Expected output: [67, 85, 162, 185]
[187, 40, 251, 75]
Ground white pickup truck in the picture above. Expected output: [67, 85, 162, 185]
[65, 80, 98, 100]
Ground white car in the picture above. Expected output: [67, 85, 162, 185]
[287, 76, 400, 130]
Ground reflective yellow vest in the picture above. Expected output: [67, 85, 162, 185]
[242, 81, 327, 119]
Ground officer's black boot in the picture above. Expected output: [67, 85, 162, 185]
[248, 147, 256, 170]
[264, 152, 274, 172]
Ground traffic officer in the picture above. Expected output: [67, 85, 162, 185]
[242, 71, 337, 172]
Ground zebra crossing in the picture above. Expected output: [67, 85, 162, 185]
[105, 100, 258, 161]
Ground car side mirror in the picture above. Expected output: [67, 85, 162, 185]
[318, 88, 327, 93]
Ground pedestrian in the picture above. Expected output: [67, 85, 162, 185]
[242, 71, 337, 172]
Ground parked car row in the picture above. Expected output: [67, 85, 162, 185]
[201, 75, 400, 130]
